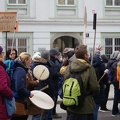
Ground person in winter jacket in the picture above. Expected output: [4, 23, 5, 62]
[4, 48, 17, 72]
[30, 50, 54, 120]
[60, 48, 75, 75]
[4, 48, 18, 89]
[117, 61, 120, 89]
[0, 46, 14, 120]
[64, 45, 100, 120]
[108, 51, 120, 116]
[100, 54, 110, 112]
[89, 50, 106, 120]
[12, 52, 34, 120]
[49, 48, 62, 118]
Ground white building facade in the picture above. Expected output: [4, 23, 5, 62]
[0, 0, 120, 57]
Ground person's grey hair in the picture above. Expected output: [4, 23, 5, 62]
[117, 53, 120, 61]
[110, 51, 120, 59]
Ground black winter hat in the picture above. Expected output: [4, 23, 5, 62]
[49, 48, 60, 56]
[101, 54, 108, 63]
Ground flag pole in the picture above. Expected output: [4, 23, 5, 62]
[84, 6, 87, 45]
[11, 11, 18, 53]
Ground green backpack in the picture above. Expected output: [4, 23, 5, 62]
[62, 71, 85, 108]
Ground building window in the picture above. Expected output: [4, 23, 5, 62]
[56, 0, 77, 18]
[58, 0, 74, 6]
[8, 0, 26, 5]
[7, 37, 28, 55]
[3, 32, 33, 55]
[105, 37, 120, 58]
[106, 0, 120, 6]
[104, 0, 120, 18]
[6, 0, 29, 18]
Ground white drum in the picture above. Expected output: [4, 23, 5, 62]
[33, 65, 49, 81]
[29, 90, 54, 110]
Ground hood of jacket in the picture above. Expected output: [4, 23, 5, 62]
[31, 57, 49, 67]
[110, 51, 119, 59]
[69, 54, 76, 64]
[30, 58, 52, 72]
[14, 59, 28, 72]
[32, 57, 48, 64]
[70, 59, 91, 73]
[107, 59, 117, 69]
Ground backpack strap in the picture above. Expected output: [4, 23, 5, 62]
[68, 66, 90, 95]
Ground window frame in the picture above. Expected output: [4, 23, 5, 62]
[57, 0, 75, 6]
[7, 37, 29, 55]
[105, 0, 120, 7]
[102, 34, 120, 58]
[55, 0, 78, 18]
[6, 0, 30, 18]
[2, 32, 33, 55]
[7, 0, 27, 6]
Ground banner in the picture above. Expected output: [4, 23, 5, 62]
[0, 12, 17, 32]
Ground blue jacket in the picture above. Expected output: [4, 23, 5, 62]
[12, 59, 30, 103]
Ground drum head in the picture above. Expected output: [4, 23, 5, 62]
[33, 65, 49, 81]
[29, 90, 54, 110]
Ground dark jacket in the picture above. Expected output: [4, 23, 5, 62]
[0, 60, 14, 119]
[49, 56, 62, 95]
[64, 59, 100, 114]
[107, 59, 118, 83]
[30, 57, 53, 97]
[92, 56, 105, 80]
[12, 59, 30, 103]
[92, 56, 106, 104]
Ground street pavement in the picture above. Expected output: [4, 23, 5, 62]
[53, 99, 120, 120]
[28, 85, 120, 120]
[53, 85, 120, 120]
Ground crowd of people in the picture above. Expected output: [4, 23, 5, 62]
[0, 44, 120, 120]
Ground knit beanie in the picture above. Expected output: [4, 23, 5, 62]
[41, 50, 50, 59]
[49, 48, 60, 56]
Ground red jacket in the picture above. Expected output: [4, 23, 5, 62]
[0, 61, 14, 120]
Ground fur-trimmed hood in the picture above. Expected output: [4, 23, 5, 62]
[30, 58, 52, 75]
[32, 57, 48, 64]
